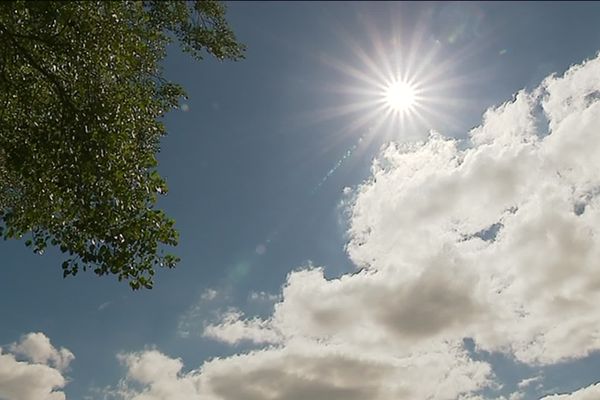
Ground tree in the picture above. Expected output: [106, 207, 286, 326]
[0, 1, 244, 289]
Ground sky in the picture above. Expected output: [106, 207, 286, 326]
[2, 2, 600, 400]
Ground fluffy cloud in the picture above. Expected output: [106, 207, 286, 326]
[110, 350, 201, 400]
[113, 342, 490, 400]
[0, 332, 73, 400]
[115, 53, 600, 399]
[203, 309, 282, 345]
[344, 53, 600, 365]
[10, 332, 74, 371]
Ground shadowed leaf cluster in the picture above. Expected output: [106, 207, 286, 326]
[0, 1, 244, 289]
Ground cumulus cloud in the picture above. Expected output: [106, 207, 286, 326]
[0, 332, 73, 400]
[101, 350, 200, 400]
[112, 342, 490, 400]
[344, 53, 600, 365]
[10, 332, 74, 371]
[113, 53, 600, 399]
[203, 309, 282, 345]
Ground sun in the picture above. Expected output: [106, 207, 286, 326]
[384, 81, 416, 112]
[308, 10, 475, 146]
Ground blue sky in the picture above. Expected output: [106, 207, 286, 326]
[2, 2, 600, 400]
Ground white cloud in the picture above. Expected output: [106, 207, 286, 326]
[518, 375, 543, 390]
[10, 332, 74, 371]
[344, 52, 600, 365]
[540, 383, 600, 400]
[113, 350, 201, 400]
[112, 342, 490, 400]
[203, 309, 282, 345]
[201, 341, 489, 400]
[112, 53, 600, 399]
[0, 332, 73, 400]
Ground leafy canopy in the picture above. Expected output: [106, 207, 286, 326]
[0, 1, 244, 289]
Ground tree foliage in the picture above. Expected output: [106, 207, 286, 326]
[0, 1, 244, 289]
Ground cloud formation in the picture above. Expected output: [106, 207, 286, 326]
[114, 53, 600, 399]
[0, 332, 73, 400]
[111, 342, 489, 400]
[540, 383, 600, 400]
[203, 309, 281, 345]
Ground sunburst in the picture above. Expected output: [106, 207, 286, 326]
[299, 7, 482, 151]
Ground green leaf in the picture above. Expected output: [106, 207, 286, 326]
[0, 0, 244, 289]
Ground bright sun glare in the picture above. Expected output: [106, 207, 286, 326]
[313, 14, 470, 144]
[385, 81, 416, 112]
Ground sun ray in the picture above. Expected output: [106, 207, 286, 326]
[294, 3, 493, 171]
